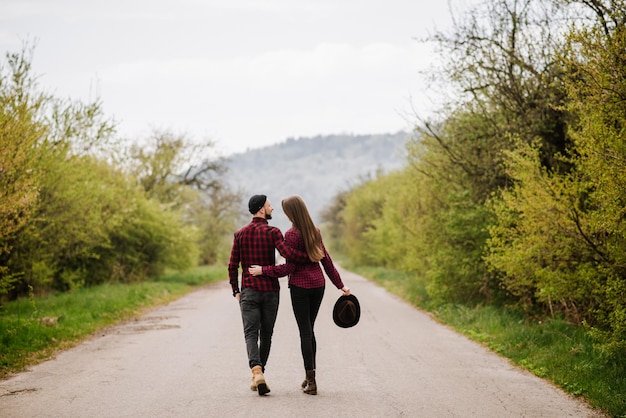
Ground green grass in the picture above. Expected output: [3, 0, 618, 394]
[0, 264, 225, 379]
[342, 260, 624, 418]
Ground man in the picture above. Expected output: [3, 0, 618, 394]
[228, 194, 309, 396]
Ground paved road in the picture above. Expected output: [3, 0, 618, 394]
[0, 267, 605, 417]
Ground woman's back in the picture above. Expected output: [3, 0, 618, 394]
[284, 227, 343, 290]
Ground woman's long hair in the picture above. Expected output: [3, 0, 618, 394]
[282, 195, 324, 262]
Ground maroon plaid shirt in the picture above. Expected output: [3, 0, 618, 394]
[260, 227, 344, 290]
[228, 217, 309, 293]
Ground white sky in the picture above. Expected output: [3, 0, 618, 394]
[0, 0, 475, 155]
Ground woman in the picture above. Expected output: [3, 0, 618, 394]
[249, 195, 350, 395]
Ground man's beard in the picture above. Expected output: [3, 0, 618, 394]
[265, 213, 272, 220]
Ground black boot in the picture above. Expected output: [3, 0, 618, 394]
[303, 370, 317, 395]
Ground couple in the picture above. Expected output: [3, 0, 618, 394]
[228, 194, 350, 396]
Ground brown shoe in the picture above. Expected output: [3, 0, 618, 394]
[303, 370, 317, 395]
[252, 365, 270, 396]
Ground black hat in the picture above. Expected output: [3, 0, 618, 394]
[248, 194, 267, 214]
[333, 294, 360, 328]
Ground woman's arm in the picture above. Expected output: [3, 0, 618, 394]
[249, 262, 296, 278]
[320, 240, 349, 294]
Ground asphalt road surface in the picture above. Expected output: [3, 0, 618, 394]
[0, 266, 605, 417]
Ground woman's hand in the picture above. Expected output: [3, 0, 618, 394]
[248, 265, 263, 276]
[341, 287, 351, 296]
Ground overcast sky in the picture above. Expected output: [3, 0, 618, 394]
[1, 0, 474, 155]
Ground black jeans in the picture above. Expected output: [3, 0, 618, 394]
[290, 285, 325, 371]
[239, 288, 280, 370]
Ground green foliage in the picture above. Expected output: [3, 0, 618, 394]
[102, 197, 195, 282]
[11, 155, 116, 290]
[2, 88, 199, 293]
[320, 189, 349, 255]
[372, 110, 503, 304]
[428, 0, 570, 173]
[561, 21, 626, 355]
[334, 152, 495, 304]
[385, 0, 574, 303]
[0, 45, 236, 299]
[154, 264, 225, 286]
[340, 173, 391, 265]
[193, 185, 242, 265]
[436, 304, 625, 416]
[0, 47, 48, 294]
[486, 9, 626, 356]
[340, 260, 429, 308]
[421, 189, 493, 305]
[129, 130, 238, 265]
[326, 0, 626, 368]
[363, 171, 418, 268]
[485, 141, 601, 319]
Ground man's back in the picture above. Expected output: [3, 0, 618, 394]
[229, 217, 283, 292]
[234, 219, 280, 267]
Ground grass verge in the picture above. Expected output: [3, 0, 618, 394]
[0, 264, 225, 379]
[341, 260, 624, 418]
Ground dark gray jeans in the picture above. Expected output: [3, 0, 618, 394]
[239, 287, 280, 370]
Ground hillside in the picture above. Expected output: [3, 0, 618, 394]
[224, 132, 410, 232]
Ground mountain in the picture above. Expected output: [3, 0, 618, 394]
[224, 131, 410, 232]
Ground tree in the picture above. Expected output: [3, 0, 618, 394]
[130, 130, 225, 206]
[129, 129, 240, 265]
[194, 184, 242, 264]
[423, 0, 571, 192]
[560, 5, 626, 353]
[1, 45, 237, 299]
[0, 47, 49, 294]
[485, 0, 626, 354]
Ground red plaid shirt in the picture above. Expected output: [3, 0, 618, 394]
[228, 217, 309, 293]
[260, 227, 344, 290]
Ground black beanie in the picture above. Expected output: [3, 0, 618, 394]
[248, 194, 267, 214]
